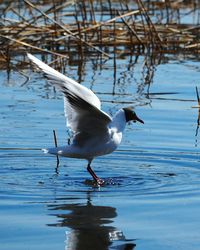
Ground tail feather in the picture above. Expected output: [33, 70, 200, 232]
[42, 147, 60, 155]
[42, 148, 49, 154]
[41, 146, 76, 157]
[42, 145, 83, 159]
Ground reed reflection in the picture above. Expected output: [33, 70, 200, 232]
[47, 193, 136, 250]
[194, 86, 200, 147]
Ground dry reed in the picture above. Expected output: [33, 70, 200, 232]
[0, 0, 200, 66]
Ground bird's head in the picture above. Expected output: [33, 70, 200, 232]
[123, 107, 144, 124]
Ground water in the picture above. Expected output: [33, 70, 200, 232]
[1, 54, 200, 250]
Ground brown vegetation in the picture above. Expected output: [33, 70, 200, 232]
[0, 0, 200, 65]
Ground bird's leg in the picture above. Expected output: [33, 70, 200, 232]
[87, 163, 104, 186]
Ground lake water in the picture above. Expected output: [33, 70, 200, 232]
[1, 52, 200, 250]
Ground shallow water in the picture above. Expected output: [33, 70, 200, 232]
[1, 54, 200, 250]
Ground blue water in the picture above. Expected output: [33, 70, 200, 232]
[1, 53, 200, 250]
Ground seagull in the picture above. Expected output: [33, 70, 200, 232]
[27, 53, 144, 186]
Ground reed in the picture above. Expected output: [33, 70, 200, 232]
[1, 0, 200, 65]
[53, 129, 60, 169]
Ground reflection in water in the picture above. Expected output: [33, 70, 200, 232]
[47, 193, 136, 250]
[195, 107, 200, 147]
[194, 87, 200, 147]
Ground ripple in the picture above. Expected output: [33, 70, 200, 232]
[0, 148, 200, 200]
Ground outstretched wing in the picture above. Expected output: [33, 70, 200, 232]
[27, 53, 112, 135]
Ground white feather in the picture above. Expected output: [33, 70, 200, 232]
[27, 53, 112, 136]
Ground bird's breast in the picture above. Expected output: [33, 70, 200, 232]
[110, 130, 122, 145]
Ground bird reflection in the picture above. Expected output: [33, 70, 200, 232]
[47, 193, 136, 250]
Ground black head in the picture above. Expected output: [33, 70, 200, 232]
[123, 107, 144, 124]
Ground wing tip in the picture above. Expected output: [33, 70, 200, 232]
[42, 148, 49, 154]
[27, 52, 34, 60]
[27, 53, 41, 67]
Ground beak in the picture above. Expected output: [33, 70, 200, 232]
[134, 114, 144, 124]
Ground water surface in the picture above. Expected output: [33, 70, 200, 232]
[1, 54, 200, 250]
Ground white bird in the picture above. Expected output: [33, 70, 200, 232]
[27, 53, 144, 186]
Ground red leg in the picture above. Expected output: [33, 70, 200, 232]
[87, 164, 104, 186]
